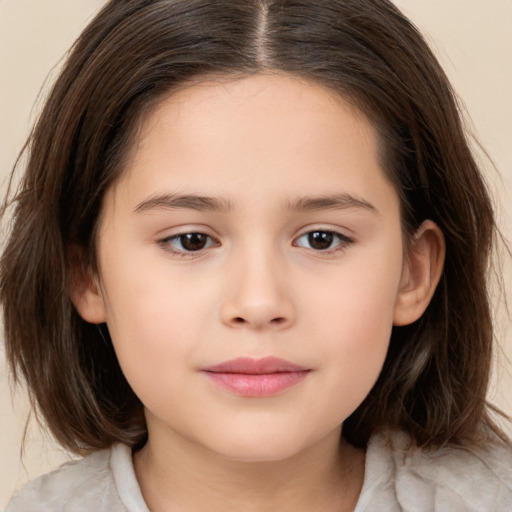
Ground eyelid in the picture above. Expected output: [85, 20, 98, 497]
[155, 225, 354, 258]
[158, 230, 220, 257]
[293, 227, 354, 254]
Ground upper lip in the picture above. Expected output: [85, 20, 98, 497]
[202, 357, 309, 374]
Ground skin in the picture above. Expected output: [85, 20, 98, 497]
[73, 73, 444, 511]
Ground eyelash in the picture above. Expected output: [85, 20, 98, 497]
[159, 229, 353, 257]
[159, 232, 219, 257]
[293, 230, 353, 254]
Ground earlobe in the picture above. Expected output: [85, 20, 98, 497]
[393, 220, 445, 326]
[68, 256, 107, 324]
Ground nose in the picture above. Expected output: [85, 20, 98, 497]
[220, 248, 296, 331]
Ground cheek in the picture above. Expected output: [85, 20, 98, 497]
[100, 238, 216, 333]
[313, 288, 393, 393]
[97, 255, 207, 391]
[298, 314, 391, 434]
[304, 247, 402, 407]
[104, 291, 201, 425]
[306, 245, 402, 342]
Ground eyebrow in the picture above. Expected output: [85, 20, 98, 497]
[134, 193, 234, 213]
[134, 192, 378, 215]
[289, 194, 379, 214]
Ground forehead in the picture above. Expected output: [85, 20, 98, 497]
[107, 73, 396, 216]
[133, 74, 371, 155]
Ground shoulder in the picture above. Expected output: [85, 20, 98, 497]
[5, 444, 146, 512]
[357, 430, 512, 512]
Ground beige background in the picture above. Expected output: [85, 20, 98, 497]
[1, 0, 511, 508]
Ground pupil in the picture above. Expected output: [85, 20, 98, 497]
[181, 233, 207, 251]
[308, 231, 333, 250]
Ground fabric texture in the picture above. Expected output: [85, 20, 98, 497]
[5, 430, 512, 511]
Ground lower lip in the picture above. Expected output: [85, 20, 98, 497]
[203, 371, 310, 397]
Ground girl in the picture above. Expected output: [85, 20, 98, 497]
[2, 0, 511, 510]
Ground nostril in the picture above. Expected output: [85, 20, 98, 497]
[225, 312, 293, 329]
[232, 316, 285, 325]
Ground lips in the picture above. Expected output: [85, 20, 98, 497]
[202, 357, 310, 397]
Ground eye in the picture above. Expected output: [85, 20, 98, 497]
[162, 232, 218, 254]
[294, 230, 352, 252]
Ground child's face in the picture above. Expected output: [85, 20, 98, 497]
[81, 74, 414, 461]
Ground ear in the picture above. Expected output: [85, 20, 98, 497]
[393, 220, 445, 326]
[68, 251, 107, 324]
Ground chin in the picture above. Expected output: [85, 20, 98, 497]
[203, 428, 322, 464]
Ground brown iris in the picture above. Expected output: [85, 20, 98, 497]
[179, 233, 209, 251]
[307, 231, 334, 250]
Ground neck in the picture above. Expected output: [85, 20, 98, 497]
[133, 425, 365, 512]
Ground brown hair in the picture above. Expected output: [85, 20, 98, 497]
[1, 0, 507, 454]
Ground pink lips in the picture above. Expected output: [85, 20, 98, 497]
[202, 357, 310, 397]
